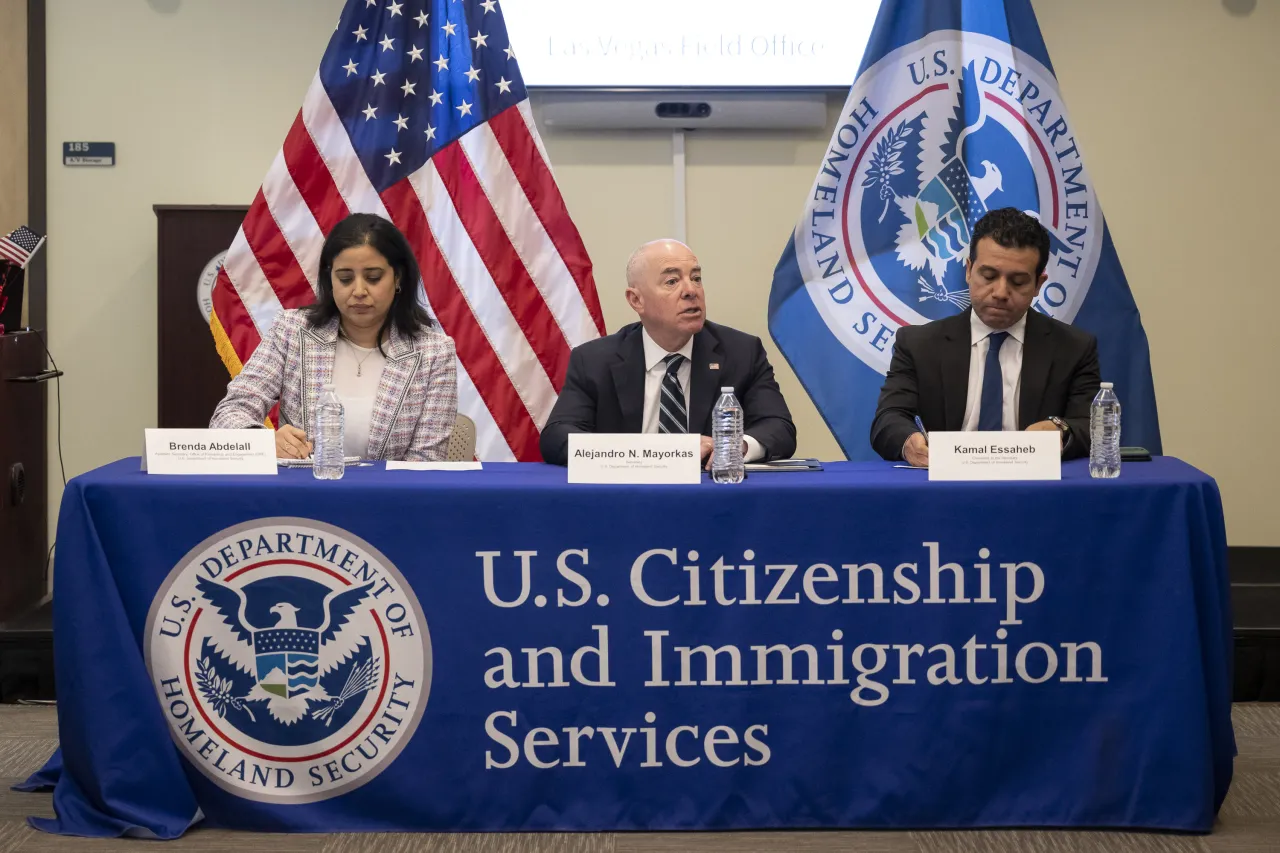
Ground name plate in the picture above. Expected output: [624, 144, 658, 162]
[144, 429, 277, 475]
[63, 141, 115, 166]
[928, 431, 1060, 481]
[567, 434, 701, 484]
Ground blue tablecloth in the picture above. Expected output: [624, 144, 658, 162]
[20, 457, 1234, 837]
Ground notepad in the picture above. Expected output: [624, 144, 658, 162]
[277, 456, 360, 468]
[386, 461, 484, 471]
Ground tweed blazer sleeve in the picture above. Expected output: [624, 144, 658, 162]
[208, 312, 295, 430]
[404, 335, 459, 462]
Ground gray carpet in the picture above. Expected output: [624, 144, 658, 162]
[1, 704, 1277, 851]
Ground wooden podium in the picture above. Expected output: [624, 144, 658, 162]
[0, 331, 48, 621]
[155, 205, 249, 428]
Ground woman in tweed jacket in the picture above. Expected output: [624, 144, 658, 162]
[210, 214, 457, 461]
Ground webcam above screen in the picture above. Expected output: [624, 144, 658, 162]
[502, 0, 876, 90]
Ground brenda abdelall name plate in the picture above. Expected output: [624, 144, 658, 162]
[928, 431, 1061, 482]
[143, 429, 277, 475]
[568, 433, 701, 484]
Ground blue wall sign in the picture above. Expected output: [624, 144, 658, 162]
[63, 142, 115, 166]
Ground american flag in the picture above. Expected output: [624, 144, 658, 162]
[209, 0, 605, 461]
[0, 226, 46, 269]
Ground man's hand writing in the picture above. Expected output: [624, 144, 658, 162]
[903, 432, 929, 468]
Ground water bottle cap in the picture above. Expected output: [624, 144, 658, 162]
[720, 386, 734, 393]
[1100, 382, 1113, 389]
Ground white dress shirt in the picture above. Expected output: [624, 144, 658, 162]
[333, 339, 387, 459]
[640, 328, 764, 462]
[961, 311, 1026, 431]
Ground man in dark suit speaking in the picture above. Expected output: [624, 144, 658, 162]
[541, 239, 796, 467]
[871, 208, 1101, 467]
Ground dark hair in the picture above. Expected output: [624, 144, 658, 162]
[305, 213, 435, 349]
[969, 208, 1051, 277]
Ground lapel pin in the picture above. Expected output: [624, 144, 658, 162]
[709, 363, 720, 370]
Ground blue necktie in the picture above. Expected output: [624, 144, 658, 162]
[978, 331, 1009, 432]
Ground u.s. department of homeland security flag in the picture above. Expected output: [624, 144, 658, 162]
[768, 0, 1161, 458]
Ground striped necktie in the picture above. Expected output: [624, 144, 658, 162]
[657, 354, 688, 434]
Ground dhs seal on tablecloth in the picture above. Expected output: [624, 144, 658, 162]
[144, 518, 430, 803]
[798, 32, 1102, 373]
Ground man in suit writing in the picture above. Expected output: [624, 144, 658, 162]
[871, 208, 1101, 467]
[541, 239, 796, 467]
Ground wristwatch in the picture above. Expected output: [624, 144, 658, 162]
[1047, 416, 1071, 451]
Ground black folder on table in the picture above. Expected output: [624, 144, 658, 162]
[744, 457, 824, 473]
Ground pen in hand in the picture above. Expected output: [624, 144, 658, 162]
[914, 415, 929, 445]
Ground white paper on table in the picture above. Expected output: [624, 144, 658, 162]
[385, 461, 483, 471]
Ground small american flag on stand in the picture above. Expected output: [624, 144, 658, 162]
[0, 226, 46, 269]
[209, 0, 605, 461]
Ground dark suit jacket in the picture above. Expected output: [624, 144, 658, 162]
[540, 321, 796, 466]
[870, 309, 1101, 461]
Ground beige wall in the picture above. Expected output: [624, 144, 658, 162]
[44, 0, 1280, 544]
[0, 0, 28, 328]
[44, 0, 345, 546]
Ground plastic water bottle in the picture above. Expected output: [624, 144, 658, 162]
[1089, 382, 1121, 479]
[313, 384, 345, 480]
[711, 386, 745, 484]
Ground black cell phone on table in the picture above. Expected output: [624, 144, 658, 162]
[1120, 446, 1151, 461]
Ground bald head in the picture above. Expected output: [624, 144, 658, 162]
[625, 239, 694, 289]
[623, 238, 705, 352]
